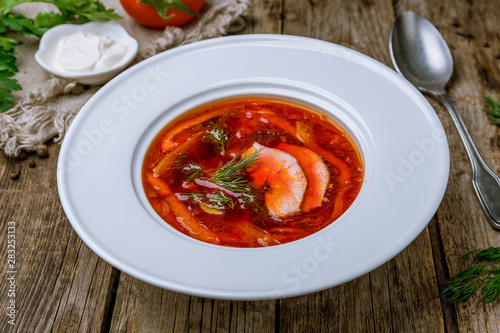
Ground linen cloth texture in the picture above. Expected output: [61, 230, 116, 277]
[0, 0, 251, 156]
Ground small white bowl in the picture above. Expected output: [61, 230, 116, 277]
[35, 21, 138, 85]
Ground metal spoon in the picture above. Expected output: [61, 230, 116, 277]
[389, 11, 500, 229]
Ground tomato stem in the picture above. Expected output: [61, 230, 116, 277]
[139, 0, 198, 19]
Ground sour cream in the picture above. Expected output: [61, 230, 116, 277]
[52, 31, 127, 74]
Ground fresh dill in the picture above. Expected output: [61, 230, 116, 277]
[246, 196, 269, 225]
[179, 149, 262, 211]
[182, 163, 204, 182]
[482, 96, 500, 126]
[441, 247, 500, 304]
[179, 192, 204, 199]
[173, 151, 188, 168]
[181, 148, 261, 194]
[468, 247, 500, 262]
[201, 149, 261, 194]
[205, 122, 230, 153]
[208, 191, 236, 209]
[179, 191, 236, 210]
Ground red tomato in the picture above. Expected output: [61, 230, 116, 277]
[119, 0, 205, 29]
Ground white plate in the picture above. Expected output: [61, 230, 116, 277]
[57, 34, 449, 300]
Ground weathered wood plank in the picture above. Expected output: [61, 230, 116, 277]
[396, 0, 500, 332]
[283, 0, 394, 65]
[427, 216, 459, 333]
[109, 273, 276, 333]
[0, 145, 114, 333]
[230, 300, 276, 332]
[384, 229, 444, 332]
[368, 263, 394, 333]
[109, 274, 190, 332]
[243, 0, 283, 34]
[278, 287, 340, 332]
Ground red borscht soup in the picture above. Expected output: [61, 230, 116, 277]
[142, 97, 363, 248]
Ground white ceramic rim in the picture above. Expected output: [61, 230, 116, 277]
[57, 34, 450, 300]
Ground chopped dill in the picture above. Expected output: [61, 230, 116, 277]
[208, 191, 237, 209]
[182, 163, 204, 182]
[180, 191, 237, 210]
[173, 151, 188, 168]
[202, 148, 261, 194]
[181, 148, 262, 194]
[205, 122, 230, 153]
[178, 149, 262, 211]
[178, 192, 204, 199]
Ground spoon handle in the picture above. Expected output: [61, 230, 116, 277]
[436, 92, 500, 229]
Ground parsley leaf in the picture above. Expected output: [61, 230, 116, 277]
[52, 0, 122, 23]
[33, 12, 68, 33]
[0, 79, 19, 110]
[0, 35, 19, 110]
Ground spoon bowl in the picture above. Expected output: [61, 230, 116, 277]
[390, 11, 453, 93]
[390, 11, 500, 229]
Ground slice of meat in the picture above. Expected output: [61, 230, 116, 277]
[245, 142, 307, 219]
[275, 142, 329, 212]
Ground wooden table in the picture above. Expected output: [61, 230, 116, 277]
[1, 0, 500, 331]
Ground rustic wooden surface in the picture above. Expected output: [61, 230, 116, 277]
[1, 0, 500, 332]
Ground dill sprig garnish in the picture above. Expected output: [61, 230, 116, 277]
[208, 191, 237, 209]
[482, 96, 500, 126]
[468, 247, 500, 262]
[180, 192, 204, 198]
[205, 122, 230, 153]
[180, 191, 238, 211]
[173, 152, 188, 168]
[179, 148, 261, 211]
[182, 163, 204, 182]
[202, 149, 261, 194]
[181, 148, 261, 194]
[441, 247, 500, 304]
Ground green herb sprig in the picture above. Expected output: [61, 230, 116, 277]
[182, 163, 204, 182]
[205, 122, 229, 153]
[181, 148, 261, 198]
[208, 191, 236, 209]
[180, 190, 237, 211]
[482, 96, 500, 126]
[441, 247, 500, 304]
[0, 0, 121, 112]
[205, 149, 261, 194]
[178, 148, 262, 213]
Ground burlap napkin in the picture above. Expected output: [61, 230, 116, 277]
[0, 0, 251, 156]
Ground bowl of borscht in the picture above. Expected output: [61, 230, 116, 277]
[58, 34, 449, 300]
